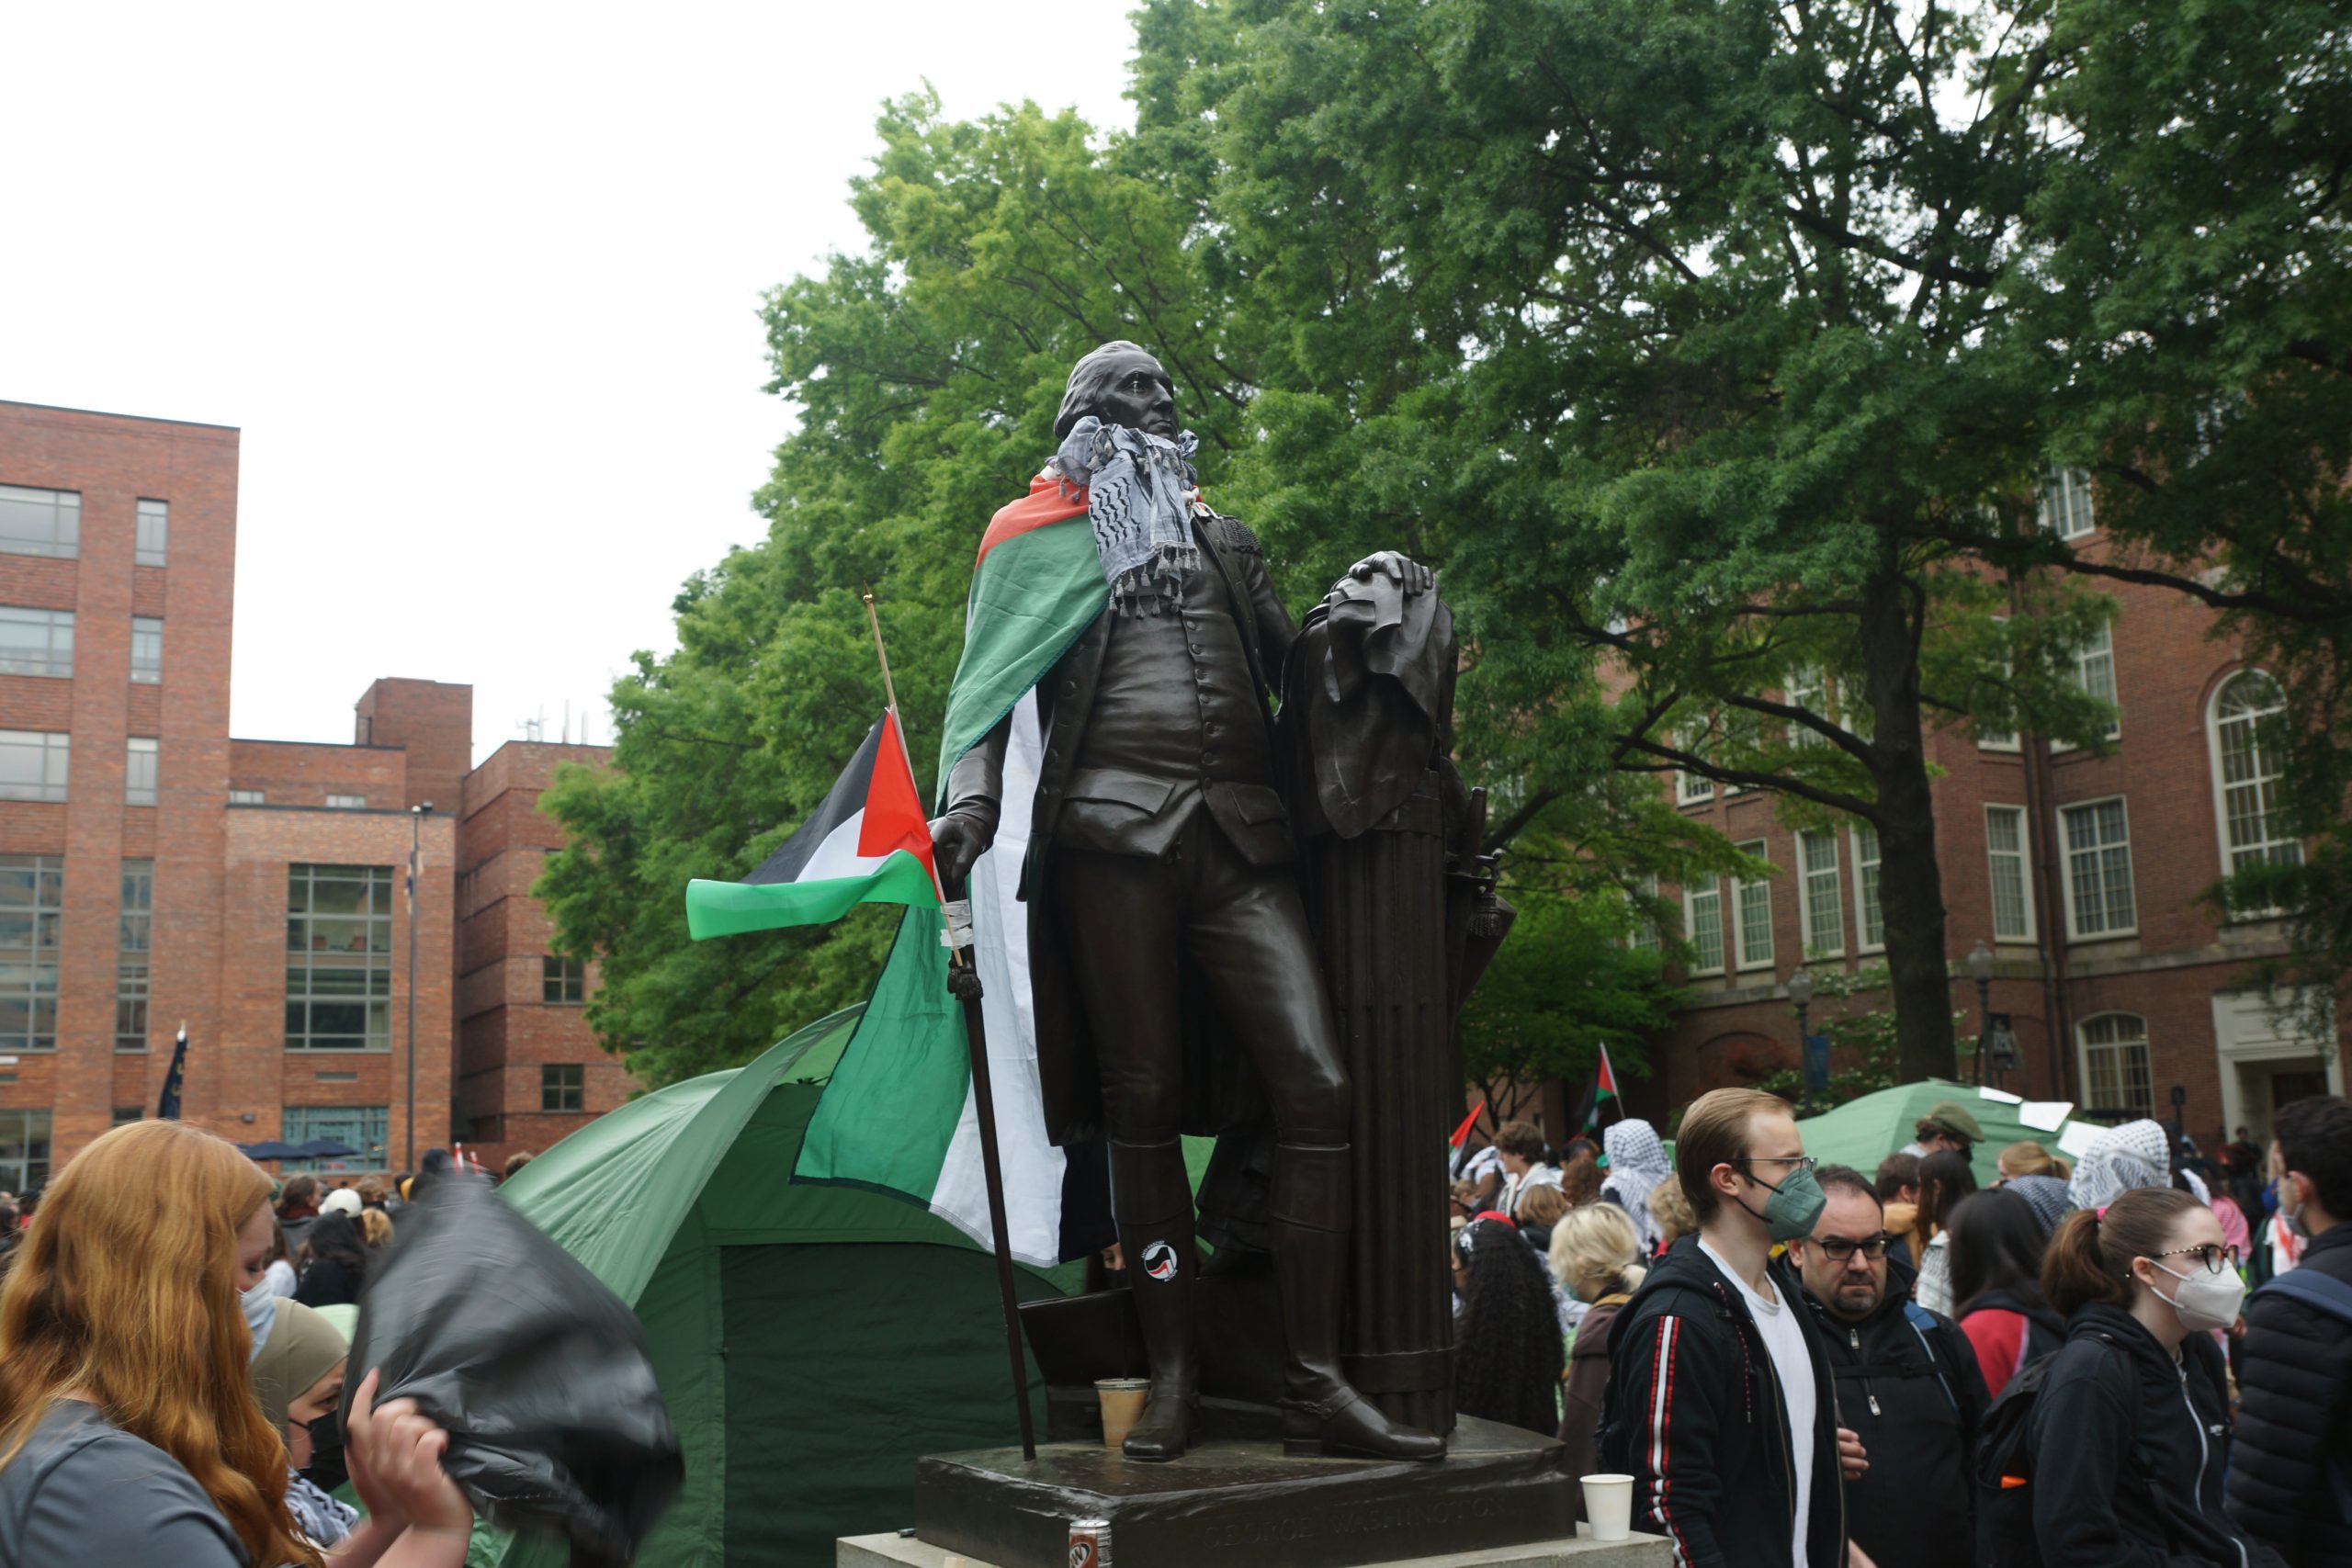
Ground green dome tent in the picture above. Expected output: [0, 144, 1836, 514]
[1794, 1078, 2099, 1190]
[466, 1007, 1075, 1568]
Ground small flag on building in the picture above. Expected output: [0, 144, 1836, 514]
[156, 1023, 188, 1121]
[683, 712, 940, 939]
[1578, 1044, 1622, 1134]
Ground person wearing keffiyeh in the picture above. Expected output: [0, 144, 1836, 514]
[1600, 1118, 1673, 1255]
[2067, 1118, 2174, 1211]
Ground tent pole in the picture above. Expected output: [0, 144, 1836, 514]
[943, 886, 1038, 1462]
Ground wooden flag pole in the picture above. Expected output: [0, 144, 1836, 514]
[862, 588, 1038, 1461]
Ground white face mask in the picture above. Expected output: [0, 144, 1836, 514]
[2148, 1259, 2246, 1334]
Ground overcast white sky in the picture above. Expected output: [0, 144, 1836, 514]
[1, 5, 1139, 761]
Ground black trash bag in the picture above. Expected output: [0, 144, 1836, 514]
[343, 1174, 683, 1566]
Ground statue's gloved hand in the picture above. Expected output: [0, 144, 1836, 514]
[929, 813, 994, 888]
[1341, 550, 1434, 597]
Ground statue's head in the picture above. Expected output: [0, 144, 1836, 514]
[1054, 341, 1177, 442]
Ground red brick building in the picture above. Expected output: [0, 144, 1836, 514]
[0, 399, 628, 1187]
[1636, 472, 2346, 1147]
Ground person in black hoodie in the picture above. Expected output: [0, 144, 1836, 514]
[2031, 1185, 2283, 1567]
[292, 1210, 368, 1308]
[1600, 1088, 1860, 1568]
[2228, 1093, 2352, 1567]
[1948, 1187, 2066, 1399]
[1787, 1165, 1986, 1568]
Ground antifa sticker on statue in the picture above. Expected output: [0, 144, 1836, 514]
[343, 1176, 684, 1566]
[1140, 1240, 1179, 1283]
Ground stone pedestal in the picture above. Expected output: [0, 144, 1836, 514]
[839, 1527, 1673, 1568]
[907, 1418, 1592, 1568]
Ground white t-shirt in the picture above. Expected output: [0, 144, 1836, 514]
[1701, 1238, 1814, 1567]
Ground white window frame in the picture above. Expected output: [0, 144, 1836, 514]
[325, 793, 368, 809]
[1675, 729, 1715, 806]
[2059, 795, 2138, 941]
[1683, 878, 1724, 976]
[1783, 666, 1826, 750]
[1977, 617, 2019, 750]
[0, 730, 71, 803]
[0, 607, 74, 679]
[230, 788, 264, 806]
[134, 499, 168, 568]
[130, 616, 163, 684]
[1625, 872, 1661, 952]
[1849, 824, 1885, 953]
[124, 738, 158, 807]
[2039, 468, 2097, 539]
[2076, 1012, 2154, 1119]
[1984, 804, 2037, 943]
[1732, 840, 1774, 971]
[2053, 615, 2121, 750]
[2205, 670, 2302, 886]
[1796, 829, 1845, 959]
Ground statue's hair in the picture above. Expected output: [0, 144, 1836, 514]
[1055, 340, 1159, 440]
[0, 1122, 322, 1567]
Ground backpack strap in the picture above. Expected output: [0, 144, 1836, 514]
[2257, 1267, 2352, 1325]
[1901, 1301, 1962, 1416]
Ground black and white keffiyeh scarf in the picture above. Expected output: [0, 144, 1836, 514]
[1053, 415, 1203, 617]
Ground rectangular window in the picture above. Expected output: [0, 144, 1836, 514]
[1977, 621, 2018, 750]
[0, 731, 69, 802]
[542, 955, 585, 1004]
[0, 607, 74, 678]
[1797, 830, 1844, 958]
[1684, 880, 1724, 976]
[1851, 825, 1885, 952]
[1984, 806, 2036, 942]
[1626, 872, 1661, 952]
[286, 863, 394, 1050]
[281, 1105, 390, 1172]
[1676, 769, 1713, 806]
[2061, 797, 2138, 939]
[0, 1110, 53, 1192]
[0, 856, 62, 1053]
[1732, 840, 1773, 970]
[2067, 617, 2121, 740]
[130, 616, 163, 683]
[134, 499, 168, 568]
[2079, 1016, 2154, 1118]
[117, 858, 152, 1052]
[229, 788, 264, 805]
[325, 794, 367, 809]
[112, 1106, 141, 1127]
[2039, 468, 2096, 539]
[0, 485, 80, 558]
[541, 1063, 585, 1112]
[125, 738, 158, 807]
[1783, 666, 1826, 748]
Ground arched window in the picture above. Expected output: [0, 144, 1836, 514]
[2078, 1013, 2153, 1119]
[2208, 671, 2302, 877]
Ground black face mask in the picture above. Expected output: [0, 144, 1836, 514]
[301, 1411, 347, 1493]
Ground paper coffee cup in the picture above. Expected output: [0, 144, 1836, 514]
[1096, 1377, 1150, 1450]
[1581, 1473, 1634, 1541]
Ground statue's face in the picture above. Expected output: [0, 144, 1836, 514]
[1091, 350, 1177, 438]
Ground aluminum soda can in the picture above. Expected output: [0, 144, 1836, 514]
[1068, 1517, 1113, 1567]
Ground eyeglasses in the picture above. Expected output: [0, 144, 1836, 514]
[1809, 1235, 1893, 1262]
[1729, 1155, 1818, 1176]
[2153, 1244, 2241, 1275]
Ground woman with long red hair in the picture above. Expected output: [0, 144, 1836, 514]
[0, 1119, 475, 1565]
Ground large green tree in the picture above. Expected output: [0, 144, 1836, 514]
[1136, 0, 2125, 1080]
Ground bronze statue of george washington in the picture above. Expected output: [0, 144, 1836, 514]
[930, 342, 1444, 1464]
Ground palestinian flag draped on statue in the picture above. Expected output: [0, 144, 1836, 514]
[683, 712, 939, 939]
[792, 476, 1109, 1266]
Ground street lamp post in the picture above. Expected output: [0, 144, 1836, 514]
[406, 802, 432, 1170]
[1788, 968, 1817, 1112]
[1966, 940, 1996, 1086]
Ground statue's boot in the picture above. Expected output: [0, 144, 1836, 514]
[1111, 1137, 1197, 1461]
[1272, 1142, 1448, 1461]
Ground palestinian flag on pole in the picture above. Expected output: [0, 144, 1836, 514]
[1578, 1044, 1623, 1134]
[789, 473, 1114, 1266]
[684, 712, 940, 939]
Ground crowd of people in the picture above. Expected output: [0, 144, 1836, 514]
[0, 1131, 541, 1563]
[1453, 1090, 2352, 1566]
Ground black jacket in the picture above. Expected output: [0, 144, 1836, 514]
[1600, 1235, 1848, 1568]
[2228, 1223, 2352, 1567]
[2030, 1303, 2280, 1568]
[1801, 1271, 1988, 1568]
